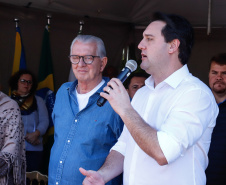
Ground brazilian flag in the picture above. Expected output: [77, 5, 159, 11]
[36, 24, 55, 175]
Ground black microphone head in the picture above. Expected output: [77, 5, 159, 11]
[125, 60, 137, 72]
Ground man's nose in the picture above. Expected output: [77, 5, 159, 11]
[216, 73, 223, 80]
[77, 57, 86, 66]
[138, 39, 145, 50]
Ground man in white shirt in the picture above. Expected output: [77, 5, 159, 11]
[79, 12, 219, 185]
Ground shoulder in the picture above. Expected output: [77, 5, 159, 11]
[57, 82, 73, 94]
[182, 75, 213, 97]
[35, 95, 48, 110]
[35, 95, 44, 101]
[0, 91, 19, 110]
[61, 82, 73, 88]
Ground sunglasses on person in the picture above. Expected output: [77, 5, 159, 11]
[19, 79, 33, 85]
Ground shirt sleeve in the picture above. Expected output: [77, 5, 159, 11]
[157, 88, 218, 164]
[36, 96, 49, 135]
[111, 125, 129, 156]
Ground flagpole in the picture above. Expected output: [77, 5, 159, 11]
[14, 18, 19, 28]
[47, 14, 52, 26]
[78, 20, 84, 35]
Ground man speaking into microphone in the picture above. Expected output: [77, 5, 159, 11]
[48, 35, 124, 185]
[80, 12, 218, 185]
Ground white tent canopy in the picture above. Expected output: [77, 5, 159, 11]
[0, 0, 226, 93]
[1, 0, 226, 28]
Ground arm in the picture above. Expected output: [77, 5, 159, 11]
[0, 97, 25, 178]
[101, 78, 167, 165]
[80, 150, 124, 185]
[26, 96, 49, 145]
[35, 96, 49, 136]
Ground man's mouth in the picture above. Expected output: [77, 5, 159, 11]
[214, 82, 225, 86]
[141, 53, 147, 59]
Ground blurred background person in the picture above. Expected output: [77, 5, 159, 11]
[9, 69, 49, 172]
[206, 53, 226, 185]
[0, 91, 26, 184]
[125, 72, 149, 98]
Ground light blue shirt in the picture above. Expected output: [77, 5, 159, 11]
[48, 77, 123, 185]
[22, 95, 49, 151]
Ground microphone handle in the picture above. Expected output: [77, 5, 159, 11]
[97, 95, 108, 107]
[97, 68, 132, 107]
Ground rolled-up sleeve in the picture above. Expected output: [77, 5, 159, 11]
[157, 88, 218, 163]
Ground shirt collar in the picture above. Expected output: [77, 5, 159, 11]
[218, 98, 226, 106]
[68, 76, 110, 95]
[145, 64, 190, 90]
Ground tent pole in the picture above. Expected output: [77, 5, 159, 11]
[207, 0, 212, 35]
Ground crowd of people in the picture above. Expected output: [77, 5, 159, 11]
[0, 11, 226, 185]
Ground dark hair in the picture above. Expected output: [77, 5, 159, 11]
[9, 69, 38, 94]
[153, 12, 194, 65]
[209, 53, 226, 70]
[124, 72, 149, 89]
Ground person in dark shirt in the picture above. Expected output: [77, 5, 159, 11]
[206, 53, 226, 185]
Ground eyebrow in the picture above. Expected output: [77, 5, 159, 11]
[144, 34, 154, 37]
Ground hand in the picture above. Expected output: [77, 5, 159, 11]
[101, 78, 133, 116]
[25, 130, 40, 145]
[79, 167, 105, 185]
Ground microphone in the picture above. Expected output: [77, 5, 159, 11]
[97, 60, 137, 107]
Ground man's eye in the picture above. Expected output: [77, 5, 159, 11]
[132, 86, 138, 90]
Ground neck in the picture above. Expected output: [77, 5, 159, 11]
[15, 91, 30, 97]
[77, 78, 102, 94]
[213, 92, 226, 104]
[153, 61, 183, 87]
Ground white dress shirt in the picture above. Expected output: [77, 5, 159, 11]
[112, 65, 219, 185]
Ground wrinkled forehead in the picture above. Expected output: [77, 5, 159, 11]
[72, 41, 98, 55]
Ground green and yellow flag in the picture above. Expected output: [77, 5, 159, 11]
[36, 24, 55, 175]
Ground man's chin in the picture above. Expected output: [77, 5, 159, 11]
[213, 88, 226, 94]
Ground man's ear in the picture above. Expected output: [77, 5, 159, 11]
[168, 39, 180, 54]
[100, 57, 108, 72]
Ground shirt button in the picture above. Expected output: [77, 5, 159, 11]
[56, 182, 58, 185]
[60, 161, 62, 164]
[75, 119, 78, 122]
[68, 140, 70, 143]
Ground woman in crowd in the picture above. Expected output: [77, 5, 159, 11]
[9, 69, 49, 172]
[0, 91, 26, 184]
